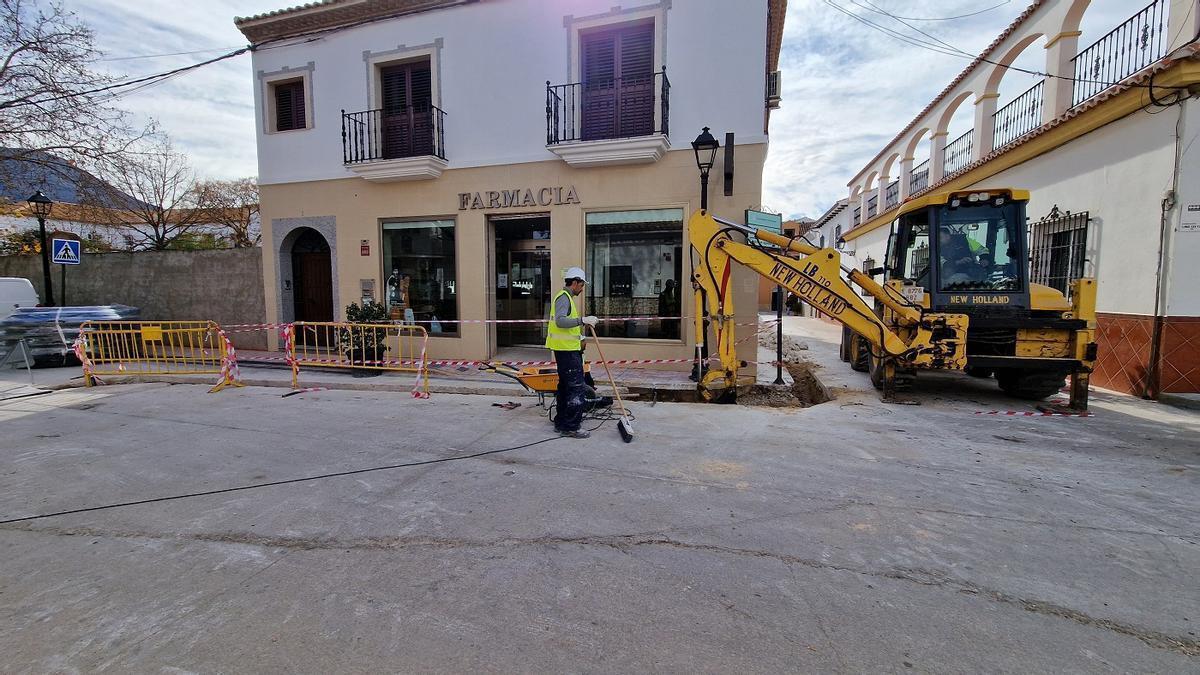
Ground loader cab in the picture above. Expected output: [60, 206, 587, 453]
[885, 189, 1030, 313]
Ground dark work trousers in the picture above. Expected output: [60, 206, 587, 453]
[553, 349, 587, 432]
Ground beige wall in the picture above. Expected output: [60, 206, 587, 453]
[260, 144, 768, 371]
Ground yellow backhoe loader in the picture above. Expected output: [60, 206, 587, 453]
[689, 188, 1096, 410]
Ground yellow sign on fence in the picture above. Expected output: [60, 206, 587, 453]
[286, 321, 430, 395]
[76, 320, 242, 392]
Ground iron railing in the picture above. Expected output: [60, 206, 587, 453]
[1072, 0, 1169, 106]
[547, 69, 669, 145]
[884, 179, 899, 209]
[867, 194, 878, 219]
[993, 80, 1045, 149]
[943, 129, 973, 176]
[910, 159, 929, 194]
[1029, 206, 1090, 296]
[852, 206, 861, 226]
[342, 105, 447, 164]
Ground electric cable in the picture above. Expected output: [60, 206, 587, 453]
[0, 47, 250, 109]
[99, 46, 244, 62]
[853, 0, 1012, 22]
[824, 0, 1193, 93]
[0, 433, 565, 526]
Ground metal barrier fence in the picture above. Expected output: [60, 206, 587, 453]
[76, 320, 242, 392]
[286, 321, 430, 395]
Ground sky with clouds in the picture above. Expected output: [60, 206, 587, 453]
[68, 0, 1131, 218]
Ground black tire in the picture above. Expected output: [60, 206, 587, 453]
[839, 326, 852, 363]
[965, 366, 993, 379]
[867, 350, 915, 392]
[849, 335, 869, 372]
[996, 369, 1067, 400]
[868, 350, 885, 390]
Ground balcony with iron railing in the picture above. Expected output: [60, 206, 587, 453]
[1072, 0, 1169, 106]
[546, 69, 671, 167]
[993, 80, 1045, 149]
[943, 130, 974, 176]
[852, 206, 862, 226]
[910, 159, 929, 195]
[884, 179, 899, 209]
[341, 105, 448, 182]
[866, 195, 878, 219]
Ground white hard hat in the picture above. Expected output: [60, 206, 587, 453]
[565, 266, 587, 283]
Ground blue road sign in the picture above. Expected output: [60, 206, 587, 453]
[51, 238, 81, 265]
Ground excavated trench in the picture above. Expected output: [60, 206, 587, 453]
[736, 361, 832, 409]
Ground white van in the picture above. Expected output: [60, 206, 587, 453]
[0, 277, 40, 320]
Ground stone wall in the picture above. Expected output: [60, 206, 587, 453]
[0, 248, 266, 349]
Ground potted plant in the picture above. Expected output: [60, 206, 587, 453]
[342, 301, 390, 377]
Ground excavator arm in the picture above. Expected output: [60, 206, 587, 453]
[688, 210, 967, 400]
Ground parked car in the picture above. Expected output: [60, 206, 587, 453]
[0, 305, 140, 367]
[0, 277, 39, 321]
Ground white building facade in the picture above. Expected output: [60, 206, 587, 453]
[237, 0, 785, 366]
[838, 0, 1200, 397]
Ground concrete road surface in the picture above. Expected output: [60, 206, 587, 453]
[0, 369, 1198, 672]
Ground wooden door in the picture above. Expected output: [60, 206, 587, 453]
[581, 22, 654, 141]
[381, 61, 433, 158]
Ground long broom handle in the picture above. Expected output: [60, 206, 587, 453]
[586, 324, 630, 419]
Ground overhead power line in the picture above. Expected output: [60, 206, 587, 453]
[99, 46, 245, 62]
[0, 47, 250, 110]
[857, 0, 1012, 22]
[824, 0, 1192, 92]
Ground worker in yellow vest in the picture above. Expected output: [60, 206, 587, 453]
[546, 266, 599, 438]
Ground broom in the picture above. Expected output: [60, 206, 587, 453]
[587, 325, 634, 443]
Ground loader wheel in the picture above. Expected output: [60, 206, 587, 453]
[849, 335, 869, 372]
[965, 366, 993, 379]
[839, 326, 852, 362]
[996, 369, 1067, 400]
[867, 350, 914, 391]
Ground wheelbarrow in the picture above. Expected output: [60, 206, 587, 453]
[478, 361, 592, 408]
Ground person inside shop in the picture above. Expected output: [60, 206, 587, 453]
[657, 278, 680, 339]
[546, 267, 600, 439]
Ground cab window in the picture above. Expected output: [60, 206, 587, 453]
[891, 210, 930, 287]
[936, 201, 1021, 291]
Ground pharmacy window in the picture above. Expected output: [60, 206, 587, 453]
[382, 219, 458, 336]
[586, 208, 683, 340]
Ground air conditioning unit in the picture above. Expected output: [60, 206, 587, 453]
[766, 70, 782, 108]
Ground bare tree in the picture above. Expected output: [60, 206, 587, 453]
[0, 0, 139, 181]
[194, 178, 260, 247]
[80, 133, 209, 251]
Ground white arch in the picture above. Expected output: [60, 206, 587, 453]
[935, 90, 976, 134]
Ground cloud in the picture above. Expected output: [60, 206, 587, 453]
[63, 0, 1140, 204]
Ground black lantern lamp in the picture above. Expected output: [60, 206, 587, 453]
[691, 127, 720, 212]
[26, 190, 55, 306]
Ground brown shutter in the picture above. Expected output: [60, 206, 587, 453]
[380, 60, 433, 158]
[581, 22, 654, 140]
[274, 80, 305, 131]
[617, 23, 654, 137]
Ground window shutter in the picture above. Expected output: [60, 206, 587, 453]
[618, 23, 654, 79]
[581, 22, 654, 140]
[275, 80, 305, 131]
[380, 59, 433, 158]
[381, 66, 409, 113]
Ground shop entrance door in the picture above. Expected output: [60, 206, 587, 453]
[493, 216, 551, 348]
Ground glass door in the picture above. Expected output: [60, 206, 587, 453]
[500, 247, 551, 346]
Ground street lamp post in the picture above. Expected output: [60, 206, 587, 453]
[26, 190, 55, 306]
[691, 127, 720, 212]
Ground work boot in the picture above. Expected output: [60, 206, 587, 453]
[559, 429, 591, 439]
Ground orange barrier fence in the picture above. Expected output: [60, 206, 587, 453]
[74, 321, 243, 393]
[285, 321, 430, 396]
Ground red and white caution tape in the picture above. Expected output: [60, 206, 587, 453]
[216, 328, 243, 388]
[974, 410, 1094, 417]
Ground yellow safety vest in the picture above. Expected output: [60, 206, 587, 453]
[545, 288, 582, 351]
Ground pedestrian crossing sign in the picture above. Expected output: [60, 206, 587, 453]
[51, 238, 81, 265]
